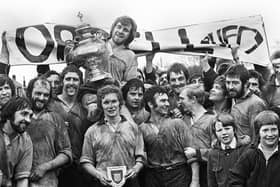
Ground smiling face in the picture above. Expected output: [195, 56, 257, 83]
[111, 22, 132, 46]
[150, 93, 170, 116]
[62, 72, 80, 97]
[259, 124, 279, 149]
[248, 77, 260, 93]
[214, 121, 235, 145]
[178, 88, 193, 112]
[169, 71, 187, 94]
[31, 80, 51, 112]
[102, 93, 120, 119]
[0, 83, 12, 106]
[158, 73, 168, 86]
[11, 108, 33, 134]
[225, 76, 245, 99]
[209, 83, 226, 102]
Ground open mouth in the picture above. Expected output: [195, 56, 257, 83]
[222, 136, 230, 141]
[36, 101, 45, 107]
[107, 109, 116, 113]
[67, 86, 77, 93]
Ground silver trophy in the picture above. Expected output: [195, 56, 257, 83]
[65, 13, 111, 82]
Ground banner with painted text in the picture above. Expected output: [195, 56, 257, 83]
[5, 15, 270, 66]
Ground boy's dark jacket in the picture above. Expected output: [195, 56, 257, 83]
[208, 139, 248, 187]
[229, 141, 280, 187]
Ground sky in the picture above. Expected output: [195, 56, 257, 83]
[1, 0, 280, 83]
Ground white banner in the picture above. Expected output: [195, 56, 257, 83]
[5, 15, 270, 66]
[6, 24, 76, 65]
[131, 15, 270, 66]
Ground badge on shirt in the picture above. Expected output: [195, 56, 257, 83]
[107, 166, 126, 187]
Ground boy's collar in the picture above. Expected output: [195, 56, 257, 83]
[221, 137, 237, 150]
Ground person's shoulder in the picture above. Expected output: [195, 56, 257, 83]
[170, 118, 185, 124]
[249, 93, 267, 106]
[240, 144, 259, 158]
[139, 120, 153, 129]
[118, 48, 136, 61]
[201, 110, 216, 121]
[20, 132, 33, 147]
[125, 49, 136, 57]
[166, 118, 188, 129]
[208, 147, 220, 158]
[84, 122, 100, 136]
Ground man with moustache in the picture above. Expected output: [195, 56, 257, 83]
[49, 65, 89, 187]
[25, 77, 72, 187]
[107, 16, 138, 81]
[0, 97, 33, 187]
[225, 64, 266, 142]
[121, 78, 149, 125]
[166, 63, 189, 118]
[139, 86, 199, 187]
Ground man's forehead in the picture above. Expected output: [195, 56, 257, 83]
[116, 21, 132, 28]
[154, 92, 168, 99]
[225, 75, 241, 81]
[64, 72, 79, 78]
[249, 77, 258, 82]
[170, 71, 184, 77]
[34, 80, 51, 90]
[0, 83, 10, 88]
[103, 93, 118, 100]
[260, 124, 278, 130]
[83, 93, 97, 100]
[128, 87, 143, 92]
[47, 74, 60, 81]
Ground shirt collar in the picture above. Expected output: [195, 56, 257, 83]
[97, 115, 127, 126]
[221, 137, 237, 150]
[258, 143, 278, 154]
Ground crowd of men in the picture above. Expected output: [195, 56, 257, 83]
[1, 15, 280, 187]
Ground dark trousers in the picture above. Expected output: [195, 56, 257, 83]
[144, 164, 192, 187]
[58, 163, 93, 187]
[199, 161, 208, 187]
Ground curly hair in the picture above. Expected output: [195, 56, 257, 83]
[143, 86, 168, 112]
[0, 74, 16, 97]
[110, 16, 137, 47]
[96, 85, 124, 111]
[1, 97, 32, 124]
[60, 65, 83, 85]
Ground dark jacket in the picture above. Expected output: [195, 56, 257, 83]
[207, 140, 248, 187]
[229, 142, 280, 187]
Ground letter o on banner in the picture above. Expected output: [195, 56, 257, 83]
[54, 25, 76, 61]
[16, 25, 54, 63]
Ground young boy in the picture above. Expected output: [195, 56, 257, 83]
[229, 110, 280, 187]
[208, 112, 248, 187]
